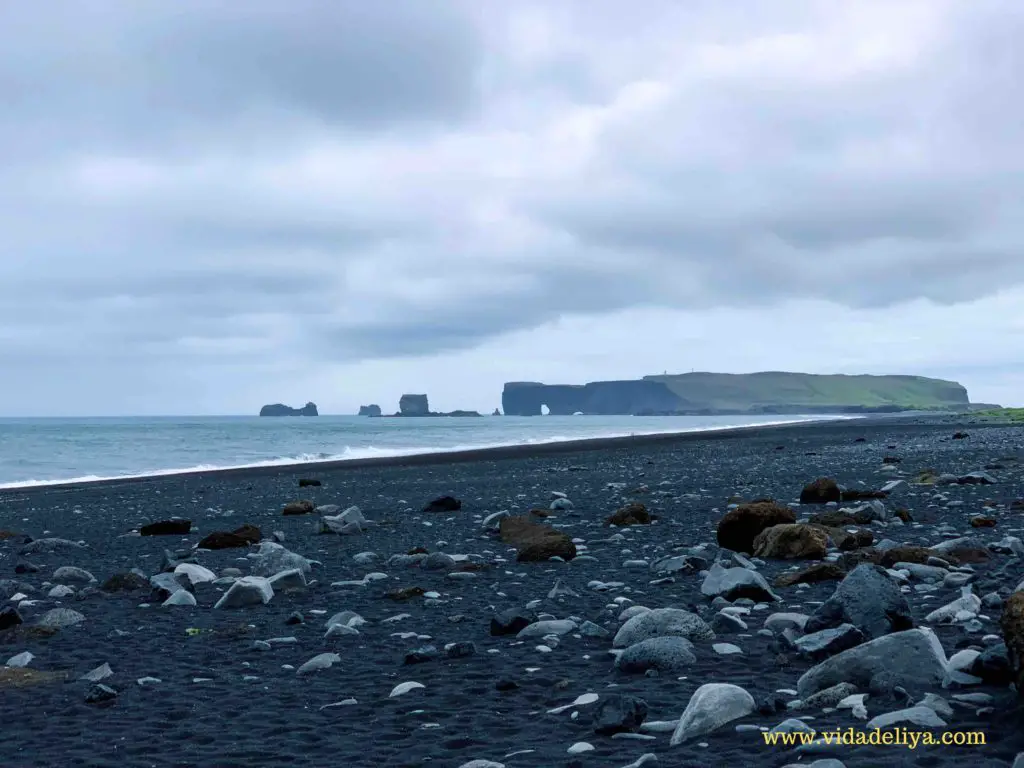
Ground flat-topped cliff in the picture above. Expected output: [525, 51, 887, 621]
[501, 372, 970, 416]
[259, 402, 319, 417]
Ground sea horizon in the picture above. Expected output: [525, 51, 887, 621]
[0, 412, 858, 490]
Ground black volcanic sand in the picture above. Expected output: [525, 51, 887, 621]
[2, 418, 1024, 768]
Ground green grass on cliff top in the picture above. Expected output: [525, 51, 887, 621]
[643, 371, 967, 409]
[971, 407, 1024, 422]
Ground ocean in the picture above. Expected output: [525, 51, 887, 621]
[0, 413, 853, 489]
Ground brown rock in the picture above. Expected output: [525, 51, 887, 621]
[970, 516, 997, 528]
[752, 524, 828, 559]
[0, 667, 66, 689]
[815, 526, 873, 551]
[0, 530, 20, 540]
[875, 546, 936, 567]
[407, 546, 429, 555]
[893, 508, 913, 523]
[716, 501, 796, 554]
[606, 502, 651, 527]
[529, 508, 552, 518]
[282, 500, 315, 516]
[774, 562, 847, 587]
[800, 478, 842, 504]
[808, 509, 870, 527]
[197, 524, 262, 550]
[945, 546, 990, 564]
[499, 516, 576, 562]
[1000, 591, 1024, 693]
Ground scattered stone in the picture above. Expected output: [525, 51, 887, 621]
[615, 637, 697, 674]
[613, 608, 715, 648]
[774, 563, 846, 588]
[85, 683, 118, 704]
[213, 576, 274, 609]
[701, 563, 778, 602]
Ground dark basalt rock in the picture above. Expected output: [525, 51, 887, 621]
[259, 402, 318, 417]
[196, 524, 262, 550]
[490, 608, 538, 636]
[357, 404, 382, 417]
[800, 477, 842, 504]
[101, 572, 149, 593]
[423, 496, 461, 513]
[140, 519, 192, 536]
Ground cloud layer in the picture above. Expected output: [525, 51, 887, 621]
[1, 0, 1021, 414]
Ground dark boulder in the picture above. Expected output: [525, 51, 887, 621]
[593, 694, 648, 735]
[282, 500, 315, 515]
[101, 572, 149, 593]
[197, 524, 261, 550]
[800, 478, 842, 504]
[423, 496, 461, 513]
[805, 564, 912, 640]
[490, 607, 538, 636]
[140, 519, 192, 536]
[499, 516, 576, 562]
[606, 502, 651, 526]
[716, 501, 796, 554]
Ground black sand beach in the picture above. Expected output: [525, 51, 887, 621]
[2, 416, 1024, 768]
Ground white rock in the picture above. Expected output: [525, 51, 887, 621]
[174, 563, 217, 586]
[866, 705, 946, 729]
[5, 651, 34, 667]
[713, 643, 743, 655]
[213, 576, 274, 609]
[670, 683, 756, 745]
[566, 742, 593, 754]
[390, 681, 425, 697]
[297, 653, 340, 675]
[163, 590, 197, 607]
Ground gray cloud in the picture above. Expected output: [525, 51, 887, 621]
[1, 0, 1023, 414]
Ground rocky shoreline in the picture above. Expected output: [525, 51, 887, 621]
[1, 417, 1023, 767]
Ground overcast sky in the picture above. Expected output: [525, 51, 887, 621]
[2, 0, 1022, 416]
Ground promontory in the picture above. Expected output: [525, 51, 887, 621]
[501, 372, 971, 416]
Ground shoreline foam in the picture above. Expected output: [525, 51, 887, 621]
[0, 415, 861, 493]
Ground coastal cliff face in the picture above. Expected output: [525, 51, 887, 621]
[399, 394, 430, 416]
[259, 402, 318, 417]
[501, 373, 971, 416]
[501, 380, 686, 416]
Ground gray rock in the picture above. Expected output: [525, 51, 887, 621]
[593, 694, 648, 734]
[669, 683, 755, 745]
[613, 608, 715, 648]
[794, 624, 866, 661]
[516, 619, 576, 639]
[19, 538, 85, 555]
[797, 628, 947, 698]
[267, 568, 307, 592]
[52, 566, 95, 584]
[36, 608, 86, 628]
[701, 563, 778, 602]
[866, 705, 946, 729]
[214, 576, 274, 609]
[297, 652, 340, 675]
[422, 552, 456, 571]
[615, 637, 697, 674]
[804, 564, 912, 639]
[248, 542, 314, 576]
[162, 590, 197, 607]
